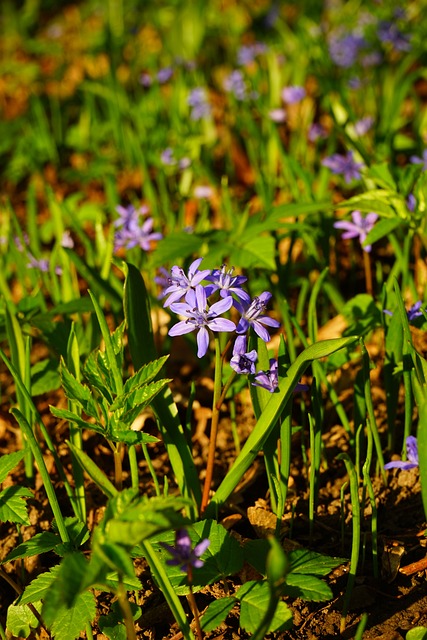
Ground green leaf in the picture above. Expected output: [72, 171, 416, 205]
[205, 337, 358, 515]
[406, 628, 427, 640]
[2, 532, 60, 563]
[149, 232, 204, 268]
[237, 581, 292, 633]
[110, 378, 171, 415]
[363, 216, 402, 248]
[150, 519, 244, 595]
[0, 450, 26, 484]
[59, 358, 99, 419]
[19, 566, 60, 605]
[83, 349, 114, 403]
[200, 597, 237, 632]
[31, 358, 61, 395]
[95, 541, 136, 579]
[106, 427, 159, 446]
[229, 234, 276, 270]
[337, 190, 396, 215]
[364, 162, 397, 190]
[50, 405, 100, 432]
[42, 589, 96, 640]
[67, 441, 118, 499]
[122, 355, 169, 395]
[99, 601, 141, 640]
[6, 601, 41, 638]
[0, 486, 33, 525]
[283, 573, 333, 601]
[288, 549, 347, 576]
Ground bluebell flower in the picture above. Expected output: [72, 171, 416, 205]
[281, 85, 306, 104]
[169, 285, 236, 358]
[410, 150, 427, 171]
[328, 33, 366, 68]
[407, 194, 416, 212]
[27, 254, 50, 272]
[139, 72, 152, 87]
[161, 529, 210, 573]
[377, 21, 411, 52]
[252, 358, 279, 393]
[268, 108, 287, 123]
[384, 436, 418, 470]
[157, 66, 174, 84]
[383, 300, 425, 323]
[334, 211, 378, 253]
[236, 292, 280, 342]
[60, 230, 74, 249]
[114, 216, 162, 252]
[322, 151, 364, 183]
[223, 70, 248, 101]
[237, 42, 267, 66]
[193, 185, 214, 199]
[230, 336, 257, 375]
[162, 258, 212, 307]
[205, 265, 250, 304]
[187, 87, 211, 121]
[160, 147, 176, 166]
[354, 116, 374, 136]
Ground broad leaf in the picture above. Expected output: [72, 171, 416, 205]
[42, 589, 96, 640]
[288, 549, 347, 576]
[150, 519, 244, 595]
[6, 601, 41, 638]
[122, 355, 169, 395]
[200, 597, 237, 632]
[19, 566, 60, 605]
[283, 573, 333, 601]
[2, 532, 60, 563]
[0, 486, 33, 526]
[0, 450, 26, 484]
[237, 581, 293, 633]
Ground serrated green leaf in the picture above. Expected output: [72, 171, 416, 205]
[19, 566, 60, 605]
[6, 601, 41, 638]
[2, 532, 60, 564]
[43, 589, 96, 640]
[110, 378, 171, 415]
[288, 549, 347, 576]
[237, 581, 292, 633]
[0, 450, 26, 484]
[106, 428, 159, 446]
[149, 232, 204, 267]
[364, 162, 397, 189]
[122, 355, 169, 396]
[95, 541, 136, 579]
[49, 405, 101, 433]
[83, 349, 114, 403]
[0, 486, 33, 525]
[200, 597, 237, 632]
[150, 519, 244, 595]
[337, 190, 396, 215]
[59, 358, 99, 419]
[283, 573, 333, 601]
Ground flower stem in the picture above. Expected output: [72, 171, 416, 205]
[363, 250, 372, 295]
[187, 580, 203, 640]
[201, 335, 223, 515]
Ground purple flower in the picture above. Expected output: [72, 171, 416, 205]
[114, 216, 162, 252]
[161, 147, 176, 166]
[354, 116, 374, 136]
[252, 358, 279, 393]
[223, 70, 248, 101]
[161, 529, 210, 573]
[230, 336, 257, 375]
[114, 204, 149, 230]
[329, 33, 366, 68]
[169, 285, 236, 358]
[27, 254, 50, 272]
[407, 194, 416, 212]
[187, 87, 211, 121]
[237, 42, 267, 66]
[157, 66, 174, 84]
[205, 265, 250, 304]
[410, 150, 427, 171]
[377, 21, 411, 52]
[334, 211, 378, 253]
[308, 123, 327, 142]
[162, 258, 212, 307]
[281, 85, 306, 104]
[383, 300, 425, 322]
[140, 72, 152, 87]
[384, 435, 418, 470]
[322, 151, 364, 183]
[236, 292, 280, 342]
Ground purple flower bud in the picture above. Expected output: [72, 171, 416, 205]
[230, 336, 257, 374]
[161, 529, 210, 573]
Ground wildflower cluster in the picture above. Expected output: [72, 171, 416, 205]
[160, 258, 283, 392]
[113, 203, 162, 253]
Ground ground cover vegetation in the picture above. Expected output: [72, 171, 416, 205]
[1, 0, 427, 638]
